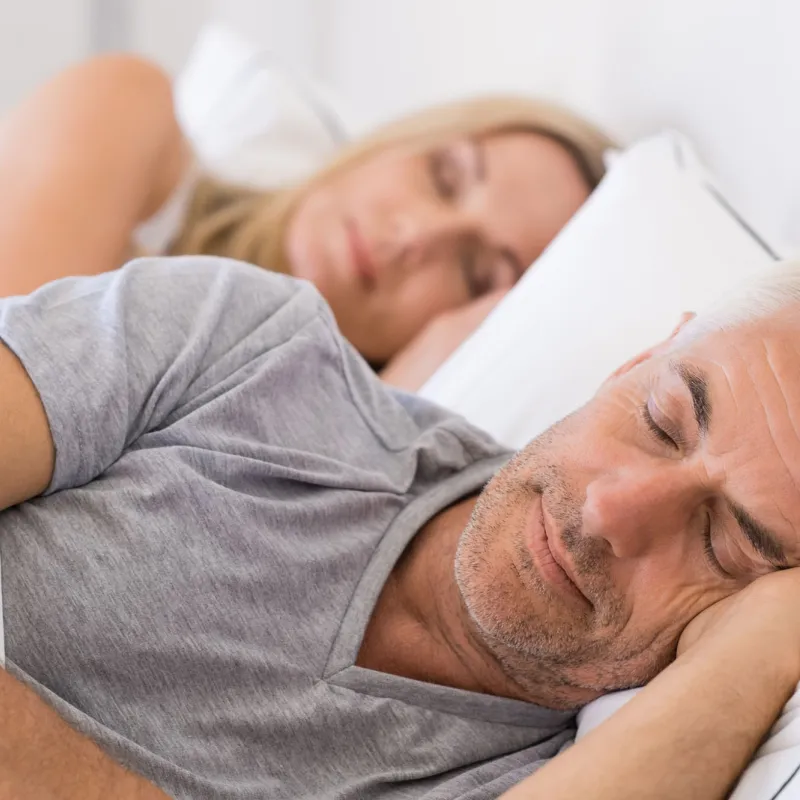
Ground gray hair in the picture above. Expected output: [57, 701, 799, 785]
[670, 259, 800, 350]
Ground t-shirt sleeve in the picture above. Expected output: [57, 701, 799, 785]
[0, 256, 323, 494]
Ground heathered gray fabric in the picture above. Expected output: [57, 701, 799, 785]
[0, 257, 574, 799]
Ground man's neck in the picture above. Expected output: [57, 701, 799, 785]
[356, 495, 531, 702]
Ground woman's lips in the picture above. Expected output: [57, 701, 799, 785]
[345, 219, 377, 289]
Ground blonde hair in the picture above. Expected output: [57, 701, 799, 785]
[168, 95, 615, 273]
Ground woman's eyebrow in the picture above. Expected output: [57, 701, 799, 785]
[471, 139, 486, 182]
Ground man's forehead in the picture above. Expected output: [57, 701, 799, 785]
[673, 311, 800, 386]
[672, 314, 800, 565]
[680, 303, 800, 355]
[672, 314, 800, 441]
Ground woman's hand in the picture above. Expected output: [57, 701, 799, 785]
[380, 289, 508, 392]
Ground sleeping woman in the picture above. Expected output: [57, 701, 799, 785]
[0, 55, 612, 390]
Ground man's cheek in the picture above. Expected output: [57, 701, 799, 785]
[622, 584, 720, 656]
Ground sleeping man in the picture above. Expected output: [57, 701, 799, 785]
[0, 255, 798, 800]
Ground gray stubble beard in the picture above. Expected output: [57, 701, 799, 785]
[454, 440, 673, 708]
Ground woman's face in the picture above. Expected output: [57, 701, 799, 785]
[285, 131, 591, 364]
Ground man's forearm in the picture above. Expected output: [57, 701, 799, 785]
[500, 610, 797, 799]
[0, 666, 171, 799]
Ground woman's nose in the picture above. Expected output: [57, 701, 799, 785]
[387, 206, 468, 270]
[582, 464, 704, 559]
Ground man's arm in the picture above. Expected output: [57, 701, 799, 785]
[0, 341, 54, 509]
[0, 345, 170, 797]
[500, 569, 800, 800]
[0, 667, 170, 799]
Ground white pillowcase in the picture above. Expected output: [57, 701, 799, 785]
[174, 23, 350, 189]
[419, 131, 779, 449]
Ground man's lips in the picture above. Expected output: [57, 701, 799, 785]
[541, 501, 585, 592]
[525, 496, 591, 607]
[345, 219, 377, 289]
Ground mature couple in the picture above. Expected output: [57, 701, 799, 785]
[0, 251, 797, 799]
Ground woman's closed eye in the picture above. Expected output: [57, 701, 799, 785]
[428, 149, 462, 201]
[459, 240, 516, 299]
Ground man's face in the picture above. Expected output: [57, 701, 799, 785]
[455, 307, 800, 709]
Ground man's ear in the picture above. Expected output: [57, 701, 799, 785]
[606, 312, 696, 382]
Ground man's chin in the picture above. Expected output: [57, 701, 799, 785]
[488, 634, 668, 710]
[459, 585, 675, 709]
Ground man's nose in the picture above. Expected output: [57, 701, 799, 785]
[582, 464, 706, 559]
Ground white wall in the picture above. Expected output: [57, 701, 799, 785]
[133, 0, 211, 75]
[210, 0, 323, 77]
[0, 0, 91, 113]
[321, 0, 800, 252]
[0, 0, 326, 113]
[322, 0, 614, 130]
[0, 0, 213, 112]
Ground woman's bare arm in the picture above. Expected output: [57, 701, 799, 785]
[0, 54, 188, 297]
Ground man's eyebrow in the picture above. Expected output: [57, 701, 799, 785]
[670, 360, 712, 435]
[727, 500, 789, 567]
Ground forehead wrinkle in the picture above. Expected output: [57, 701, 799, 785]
[748, 338, 800, 486]
[762, 337, 800, 554]
[720, 335, 800, 563]
[774, 335, 800, 448]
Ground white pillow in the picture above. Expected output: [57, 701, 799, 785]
[419, 131, 780, 449]
[174, 23, 350, 189]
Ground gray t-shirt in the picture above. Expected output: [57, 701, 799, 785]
[0, 258, 574, 799]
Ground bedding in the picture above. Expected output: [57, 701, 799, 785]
[174, 23, 350, 190]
